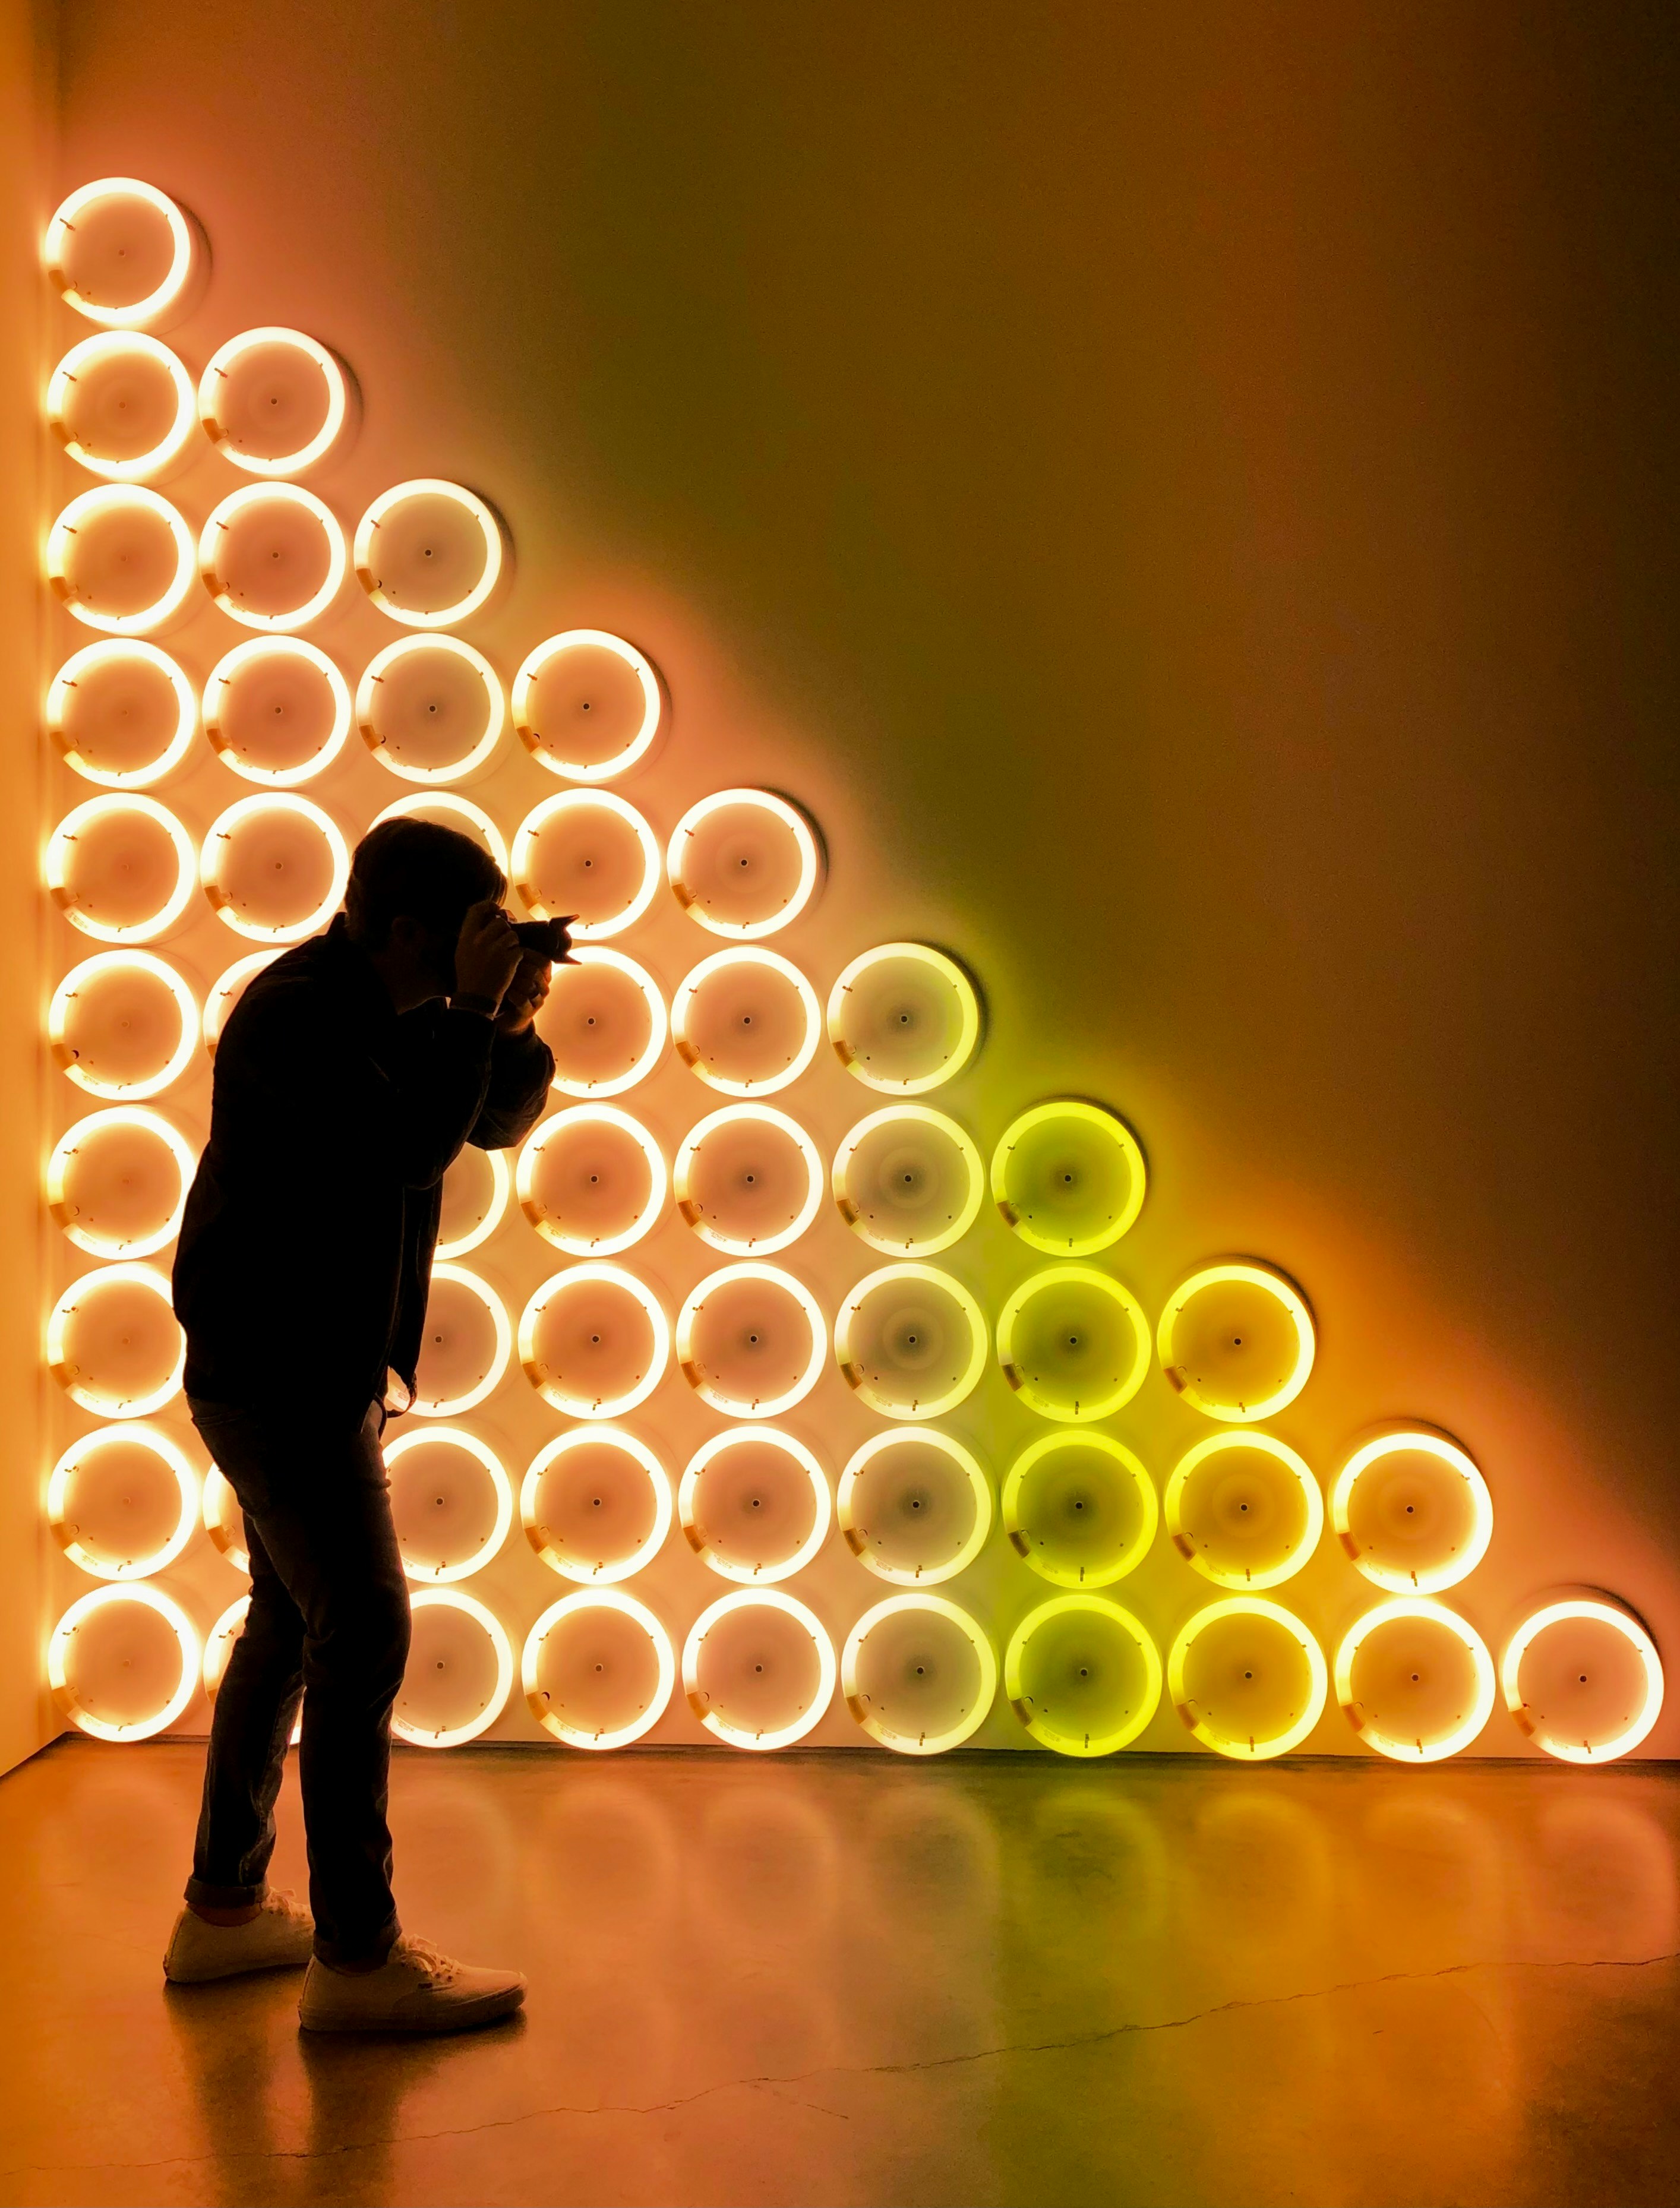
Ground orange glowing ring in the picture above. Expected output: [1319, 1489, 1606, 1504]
[44, 179, 195, 329]
[676, 1262, 828, 1417]
[355, 479, 505, 630]
[435, 1146, 511, 1260]
[836, 1262, 989, 1421]
[1164, 1431, 1323, 1591]
[548, 947, 669, 1100]
[47, 793, 197, 944]
[383, 1427, 513, 1585]
[356, 635, 506, 784]
[49, 1583, 200, 1742]
[50, 950, 198, 1099]
[47, 1104, 197, 1259]
[1501, 1598, 1665, 1763]
[842, 1594, 999, 1755]
[391, 1588, 514, 1748]
[202, 1465, 250, 1574]
[1331, 1430, 1494, 1594]
[513, 790, 660, 939]
[198, 484, 349, 633]
[520, 1427, 673, 1584]
[47, 1423, 200, 1581]
[512, 630, 663, 782]
[674, 1104, 823, 1256]
[682, 1588, 838, 1751]
[204, 638, 353, 786]
[516, 1105, 667, 1256]
[523, 1589, 676, 1750]
[200, 793, 350, 943]
[48, 333, 196, 480]
[1157, 1261, 1316, 1424]
[409, 1262, 513, 1416]
[1168, 1596, 1329, 1761]
[837, 1428, 993, 1585]
[519, 1262, 671, 1419]
[672, 947, 823, 1097]
[665, 789, 822, 939]
[48, 641, 197, 789]
[678, 1425, 832, 1584]
[197, 327, 350, 476]
[48, 486, 197, 634]
[1335, 1597, 1496, 1762]
[370, 794, 510, 880]
[202, 952, 280, 1057]
[46, 1260, 184, 1417]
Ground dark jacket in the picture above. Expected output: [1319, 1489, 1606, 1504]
[173, 915, 552, 1420]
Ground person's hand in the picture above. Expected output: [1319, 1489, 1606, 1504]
[453, 899, 522, 1009]
[495, 948, 552, 1034]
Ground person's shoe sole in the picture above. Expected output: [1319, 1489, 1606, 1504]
[298, 1983, 526, 2035]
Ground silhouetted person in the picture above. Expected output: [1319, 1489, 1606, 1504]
[161, 819, 559, 2033]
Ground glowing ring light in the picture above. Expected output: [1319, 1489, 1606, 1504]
[198, 327, 350, 476]
[47, 1423, 199, 1581]
[523, 1590, 676, 1750]
[678, 1426, 832, 1584]
[46, 793, 196, 945]
[47, 1261, 183, 1417]
[435, 1145, 512, 1259]
[516, 1105, 667, 1256]
[203, 951, 280, 1056]
[1164, 1432, 1324, 1590]
[391, 1588, 514, 1748]
[682, 1589, 838, 1752]
[671, 947, 822, 1097]
[410, 1262, 512, 1416]
[513, 630, 663, 781]
[204, 638, 353, 786]
[831, 1105, 985, 1258]
[1168, 1597, 1329, 1761]
[1501, 1598, 1665, 1762]
[355, 635, 506, 784]
[383, 1427, 514, 1585]
[371, 793, 510, 880]
[545, 946, 669, 1099]
[520, 1427, 672, 1584]
[1157, 1261, 1316, 1423]
[202, 1466, 250, 1574]
[47, 1104, 197, 1258]
[48, 333, 196, 480]
[826, 943, 981, 1094]
[355, 479, 505, 630]
[674, 1104, 823, 1255]
[1004, 1595, 1163, 1757]
[50, 950, 198, 1099]
[47, 641, 197, 789]
[1002, 1432, 1157, 1588]
[519, 1262, 671, 1419]
[513, 790, 660, 939]
[49, 486, 197, 635]
[835, 1263, 989, 1420]
[676, 1262, 828, 1417]
[990, 1100, 1147, 1256]
[842, 1595, 999, 1755]
[198, 484, 348, 633]
[838, 1428, 993, 1585]
[666, 789, 822, 939]
[1334, 1598, 1496, 1762]
[996, 1265, 1151, 1423]
[200, 794, 350, 943]
[44, 179, 195, 328]
[49, 1583, 200, 1742]
[1331, 1431, 1495, 1594]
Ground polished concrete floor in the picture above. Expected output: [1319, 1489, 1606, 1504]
[0, 1742, 1676, 2207]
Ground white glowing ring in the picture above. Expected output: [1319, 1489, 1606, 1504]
[516, 1105, 667, 1256]
[682, 1588, 838, 1752]
[203, 951, 280, 1056]
[47, 1104, 197, 1259]
[50, 950, 198, 1098]
[204, 638, 353, 786]
[200, 793, 350, 943]
[47, 792, 196, 944]
[1501, 1598, 1665, 1763]
[391, 1588, 514, 1748]
[355, 634, 506, 783]
[996, 1263, 1152, 1424]
[549, 947, 670, 1100]
[837, 1427, 994, 1585]
[1168, 1596, 1329, 1761]
[1157, 1261, 1317, 1424]
[48, 333, 197, 480]
[671, 947, 823, 1097]
[410, 1261, 512, 1416]
[1005, 1593, 1163, 1757]
[370, 793, 510, 880]
[835, 1262, 989, 1421]
[44, 179, 195, 329]
[49, 1582, 201, 1741]
[676, 1262, 828, 1417]
[512, 629, 662, 781]
[355, 479, 505, 630]
[49, 487, 197, 635]
[47, 1260, 183, 1418]
[48, 641, 197, 788]
[520, 1427, 673, 1584]
[842, 1594, 998, 1755]
[1331, 1430, 1495, 1594]
[1334, 1597, 1496, 1762]
[202, 1465, 250, 1574]
[1164, 1431, 1324, 1591]
[678, 1425, 832, 1584]
[523, 1590, 676, 1750]
[197, 327, 350, 476]
[383, 1427, 514, 1585]
[674, 1103, 823, 1255]
[666, 789, 822, 939]
[830, 1104, 986, 1257]
[47, 1423, 200, 1581]
[512, 789, 660, 939]
[198, 484, 349, 633]
[826, 943, 982, 1094]
[519, 1262, 671, 1419]
[435, 1146, 512, 1259]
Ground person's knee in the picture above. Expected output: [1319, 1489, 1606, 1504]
[305, 1580, 410, 1697]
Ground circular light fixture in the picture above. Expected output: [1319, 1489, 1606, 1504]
[202, 951, 280, 1057]
[204, 637, 353, 786]
[835, 1262, 989, 1421]
[50, 950, 198, 1099]
[1164, 1432, 1324, 1590]
[197, 327, 350, 476]
[672, 947, 822, 1097]
[540, 946, 668, 1098]
[522, 1590, 676, 1750]
[1168, 1596, 1329, 1761]
[47, 1104, 197, 1259]
[837, 1427, 993, 1585]
[1335, 1598, 1496, 1762]
[200, 793, 349, 943]
[48, 332, 196, 480]
[1157, 1262, 1316, 1424]
[1004, 1594, 1163, 1757]
[47, 792, 197, 946]
[1501, 1597, 1665, 1762]
[198, 483, 348, 633]
[1331, 1430, 1494, 1594]
[356, 635, 506, 784]
[666, 789, 822, 939]
[996, 1265, 1151, 1423]
[44, 178, 197, 329]
[520, 1427, 673, 1584]
[842, 1594, 998, 1755]
[519, 1262, 671, 1419]
[516, 1104, 667, 1256]
[678, 1425, 832, 1583]
[383, 1427, 514, 1584]
[512, 630, 663, 781]
[355, 479, 506, 629]
[435, 1144, 513, 1260]
[48, 486, 196, 634]
[676, 1261, 828, 1417]
[47, 1260, 183, 1416]
[370, 792, 509, 878]
[410, 1262, 512, 1416]
[682, 1588, 838, 1752]
[674, 1103, 823, 1255]
[49, 1582, 201, 1741]
[47, 1423, 199, 1581]
[991, 1100, 1147, 1256]
[391, 1588, 514, 1748]
[831, 1105, 984, 1258]
[513, 790, 659, 939]
[1002, 1432, 1157, 1588]
[826, 943, 981, 1094]
[46, 640, 197, 789]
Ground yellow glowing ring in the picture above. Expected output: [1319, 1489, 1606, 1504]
[830, 1105, 984, 1258]
[204, 638, 353, 786]
[835, 1262, 989, 1421]
[1334, 1597, 1496, 1762]
[1331, 1430, 1494, 1594]
[520, 1427, 673, 1584]
[197, 327, 350, 476]
[47, 1261, 183, 1417]
[48, 1104, 197, 1259]
[1164, 1431, 1323, 1590]
[990, 1100, 1147, 1256]
[523, 1590, 676, 1750]
[49, 487, 197, 636]
[200, 793, 350, 943]
[47, 640, 197, 789]
[516, 1105, 667, 1256]
[549, 947, 669, 1100]
[44, 178, 195, 329]
[435, 1146, 512, 1259]
[826, 943, 982, 1094]
[678, 1262, 828, 1417]
[355, 634, 506, 784]
[843, 1594, 998, 1755]
[837, 1428, 993, 1585]
[1004, 1594, 1162, 1757]
[1501, 1598, 1665, 1763]
[513, 790, 660, 938]
[682, 1589, 838, 1752]
[1157, 1261, 1316, 1423]
[49, 1582, 201, 1742]
[512, 629, 663, 781]
[370, 793, 510, 880]
[519, 1262, 671, 1419]
[1002, 1432, 1157, 1588]
[198, 483, 349, 633]
[679, 1426, 832, 1584]
[391, 1588, 514, 1748]
[202, 1465, 250, 1574]
[410, 1261, 512, 1416]
[383, 1427, 513, 1585]
[666, 789, 822, 939]
[48, 333, 196, 480]
[1168, 1596, 1329, 1761]
[674, 1103, 823, 1255]
[355, 479, 505, 630]
[672, 947, 822, 1097]
[47, 1423, 199, 1581]
[996, 1265, 1151, 1423]
[46, 792, 196, 944]
[50, 950, 198, 1099]
[202, 952, 280, 1057]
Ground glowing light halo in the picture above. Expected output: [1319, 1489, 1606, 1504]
[47, 1261, 183, 1417]
[50, 950, 198, 1099]
[1168, 1596, 1330, 1761]
[522, 1589, 675, 1749]
[674, 1103, 823, 1255]
[1501, 1597, 1665, 1762]
[200, 792, 350, 943]
[47, 1423, 199, 1581]
[516, 1105, 667, 1256]
[202, 1465, 250, 1574]
[198, 326, 350, 476]
[678, 1425, 832, 1584]
[512, 629, 662, 781]
[835, 1262, 989, 1421]
[383, 1426, 513, 1584]
[666, 788, 821, 939]
[520, 1427, 673, 1584]
[198, 483, 348, 633]
[990, 1100, 1147, 1256]
[682, 1588, 838, 1752]
[830, 1104, 985, 1258]
[49, 486, 197, 636]
[519, 1262, 671, 1419]
[47, 1104, 197, 1259]
[49, 1582, 201, 1742]
[1331, 1430, 1495, 1594]
[1004, 1593, 1163, 1757]
[371, 792, 510, 879]
[826, 942, 981, 1094]
[391, 1588, 514, 1748]
[44, 178, 195, 328]
[1157, 1261, 1316, 1424]
[48, 640, 197, 789]
[410, 1262, 512, 1416]
[1334, 1597, 1496, 1762]
[837, 1427, 993, 1585]
[355, 479, 504, 630]
[48, 332, 196, 480]
[677, 1261, 828, 1418]
[513, 789, 659, 939]
[842, 1594, 999, 1755]
[204, 637, 353, 786]
[1002, 1430, 1157, 1589]
[996, 1264, 1152, 1424]
[671, 946, 822, 1097]
[356, 634, 506, 784]
[547, 947, 669, 1100]
[435, 1145, 512, 1259]
[203, 951, 280, 1056]
[1164, 1430, 1324, 1591]
[47, 792, 196, 945]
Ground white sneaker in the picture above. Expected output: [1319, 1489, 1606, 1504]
[298, 1934, 525, 2035]
[163, 1890, 315, 1983]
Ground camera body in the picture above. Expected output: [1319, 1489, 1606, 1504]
[510, 917, 573, 961]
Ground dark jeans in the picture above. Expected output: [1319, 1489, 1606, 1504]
[184, 1396, 410, 1965]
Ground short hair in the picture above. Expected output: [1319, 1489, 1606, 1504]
[343, 819, 506, 947]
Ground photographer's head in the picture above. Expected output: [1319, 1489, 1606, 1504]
[345, 819, 506, 1009]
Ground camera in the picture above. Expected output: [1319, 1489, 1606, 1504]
[510, 917, 574, 961]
